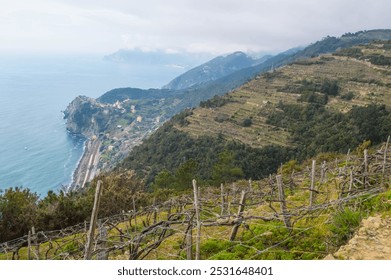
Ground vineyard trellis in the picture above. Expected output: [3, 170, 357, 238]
[0, 138, 390, 260]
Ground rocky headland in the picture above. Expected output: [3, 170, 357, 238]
[63, 92, 170, 189]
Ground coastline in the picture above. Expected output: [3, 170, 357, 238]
[69, 137, 101, 191]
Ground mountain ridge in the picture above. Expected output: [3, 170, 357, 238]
[163, 51, 271, 90]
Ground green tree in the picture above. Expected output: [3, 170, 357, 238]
[349, 104, 391, 144]
[174, 160, 198, 189]
[212, 151, 244, 185]
[153, 169, 175, 189]
[0, 187, 39, 242]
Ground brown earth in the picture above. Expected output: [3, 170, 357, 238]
[326, 215, 391, 260]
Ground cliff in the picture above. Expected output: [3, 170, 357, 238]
[63, 96, 112, 138]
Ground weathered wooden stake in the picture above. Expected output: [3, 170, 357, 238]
[220, 183, 225, 216]
[276, 175, 291, 229]
[345, 149, 350, 170]
[382, 136, 390, 186]
[84, 180, 103, 260]
[248, 179, 253, 192]
[309, 160, 316, 208]
[232, 183, 237, 203]
[186, 221, 193, 260]
[31, 226, 39, 260]
[97, 225, 108, 260]
[167, 201, 172, 219]
[229, 191, 246, 241]
[132, 196, 137, 232]
[27, 230, 31, 260]
[153, 196, 157, 224]
[364, 149, 368, 188]
[348, 168, 353, 195]
[192, 179, 201, 260]
[320, 161, 326, 184]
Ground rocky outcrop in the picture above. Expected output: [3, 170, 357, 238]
[63, 93, 165, 177]
[328, 215, 391, 260]
[63, 96, 113, 138]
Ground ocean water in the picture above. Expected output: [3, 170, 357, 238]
[0, 53, 189, 196]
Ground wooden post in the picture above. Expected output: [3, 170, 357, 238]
[364, 149, 368, 188]
[309, 160, 316, 208]
[192, 179, 201, 260]
[186, 221, 193, 260]
[229, 191, 246, 241]
[31, 226, 39, 260]
[232, 183, 237, 203]
[167, 200, 172, 220]
[276, 175, 291, 229]
[153, 196, 157, 224]
[97, 225, 108, 260]
[348, 168, 353, 195]
[27, 230, 31, 260]
[382, 136, 390, 186]
[132, 196, 137, 232]
[345, 149, 350, 171]
[84, 180, 103, 260]
[220, 183, 225, 216]
[248, 179, 253, 192]
[320, 161, 326, 184]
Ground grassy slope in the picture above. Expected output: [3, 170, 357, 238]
[3, 147, 389, 260]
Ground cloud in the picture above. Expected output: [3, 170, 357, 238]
[0, 0, 390, 54]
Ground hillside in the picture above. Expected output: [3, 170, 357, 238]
[178, 42, 391, 145]
[1, 144, 390, 260]
[163, 52, 270, 90]
[64, 29, 391, 189]
[120, 41, 391, 186]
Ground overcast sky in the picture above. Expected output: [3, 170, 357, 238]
[1, 0, 390, 55]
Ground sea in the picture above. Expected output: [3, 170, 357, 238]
[0, 53, 193, 197]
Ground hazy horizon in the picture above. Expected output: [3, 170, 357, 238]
[1, 0, 390, 56]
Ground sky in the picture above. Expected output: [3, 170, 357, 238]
[0, 0, 390, 55]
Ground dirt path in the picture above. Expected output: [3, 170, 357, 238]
[327, 215, 391, 260]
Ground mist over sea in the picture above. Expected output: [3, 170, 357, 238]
[0, 53, 190, 196]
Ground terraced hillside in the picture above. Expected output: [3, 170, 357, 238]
[177, 42, 391, 148]
[121, 41, 391, 185]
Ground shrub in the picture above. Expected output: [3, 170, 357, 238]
[242, 118, 252, 127]
[329, 208, 361, 246]
[340, 92, 355, 100]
